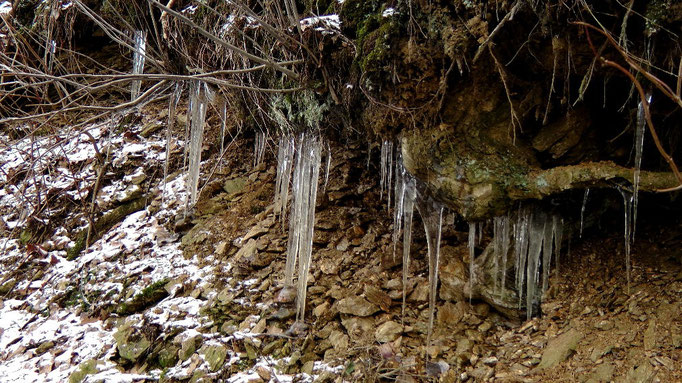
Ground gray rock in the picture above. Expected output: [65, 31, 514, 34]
[536, 328, 584, 370]
[337, 296, 379, 317]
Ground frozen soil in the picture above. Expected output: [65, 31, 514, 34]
[0, 103, 681, 382]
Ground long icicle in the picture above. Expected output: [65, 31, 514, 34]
[131, 30, 147, 101]
[417, 194, 443, 355]
[186, 80, 206, 211]
[284, 135, 305, 285]
[401, 177, 416, 319]
[295, 134, 321, 322]
[632, 94, 651, 242]
[163, 81, 183, 201]
[580, 188, 590, 238]
[468, 223, 476, 302]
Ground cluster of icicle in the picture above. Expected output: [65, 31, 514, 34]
[131, 30, 147, 101]
[390, 143, 444, 347]
[508, 208, 563, 319]
[384, 141, 566, 343]
[274, 132, 331, 321]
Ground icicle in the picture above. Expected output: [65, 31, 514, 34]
[274, 135, 295, 225]
[285, 136, 305, 285]
[514, 207, 531, 309]
[280, 133, 322, 322]
[387, 142, 394, 210]
[392, 155, 406, 257]
[468, 223, 476, 302]
[632, 94, 651, 242]
[493, 216, 510, 294]
[219, 100, 227, 160]
[401, 177, 416, 318]
[164, 82, 183, 199]
[131, 30, 147, 101]
[295, 135, 321, 322]
[322, 142, 331, 193]
[552, 216, 564, 276]
[619, 188, 634, 292]
[380, 142, 387, 199]
[366, 142, 372, 170]
[525, 212, 546, 320]
[380, 140, 394, 204]
[416, 193, 443, 352]
[579, 188, 590, 238]
[541, 214, 555, 294]
[186, 80, 206, 210]
[253, 131, 266, 168]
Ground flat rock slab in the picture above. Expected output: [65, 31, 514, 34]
[337, 296, 379, 317]
[536, 328, 584, 370]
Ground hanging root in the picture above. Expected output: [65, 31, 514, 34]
[574, 22, 682, 189]
[489, 46, 522, 142]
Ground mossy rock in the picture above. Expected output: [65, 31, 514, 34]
[113, 322, 152, 362]
[116, 278, 170, 315]
[199, 343, 228, 372]
[158, 345, 180, 368]
[178, 334, 203, 362]
[69, 359, 100, 383]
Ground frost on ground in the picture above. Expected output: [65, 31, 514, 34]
[0, 119, 334, 382]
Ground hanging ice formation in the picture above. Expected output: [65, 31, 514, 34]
[274, 135, 296, 224]
[322, 142, 332, 193]
[579, 188, 590, 238]
[468, 223, 476, 302]
[380, 140, 394, 207]
[185, 80, 207, 210]
[131, 30, 147, 101]
[274, 132, 322, 322]
[493, 207, 564, 320]
[391, 154, 443, 343]
[416, 194, 443, 351]
[253, 131, 266, 167]
[219, 101, 227, 160]
[619, 188, 634, 290]
[392, 155, 417, 317]
[163, 82, 184, 199]
[632, 94, 651, 242]
[492, 216, 511, 294]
